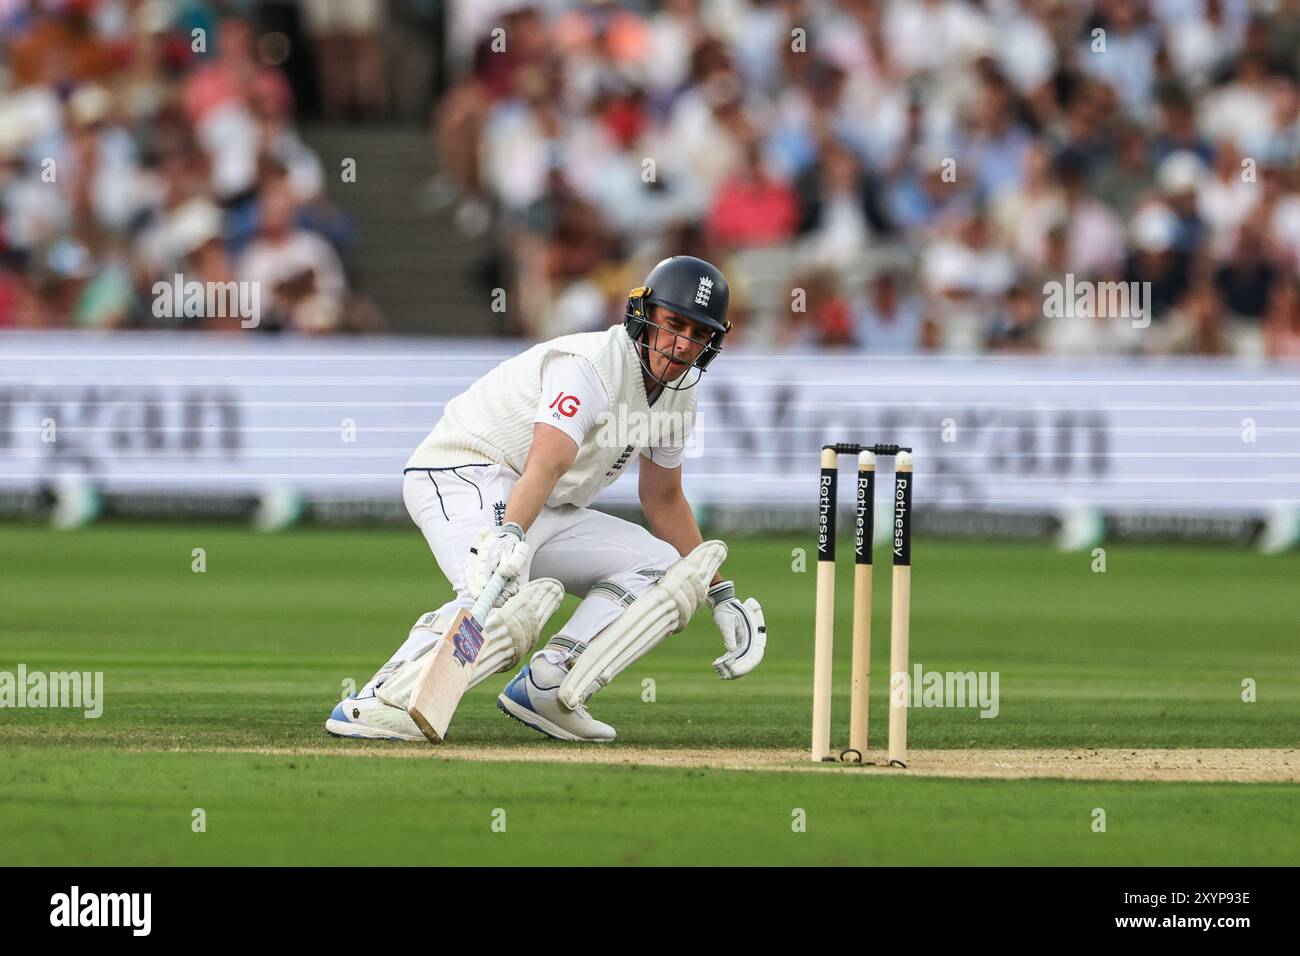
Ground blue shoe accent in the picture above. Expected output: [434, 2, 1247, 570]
[496, 666, 560, 739]
[328, 690, 376, 726]
[501, 667, 535, 711]
[495, 662, 615, 742]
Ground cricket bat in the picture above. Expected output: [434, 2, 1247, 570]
[407, 569, 509, 743]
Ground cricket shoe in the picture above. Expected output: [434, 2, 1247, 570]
[496, 658, 616, 742]
[326, 690, 425, 741]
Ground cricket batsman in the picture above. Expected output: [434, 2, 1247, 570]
[326, 256, 767, 742]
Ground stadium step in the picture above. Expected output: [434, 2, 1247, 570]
[300, 122, 495, 336]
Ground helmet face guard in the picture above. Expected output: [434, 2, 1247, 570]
[623, 256, 731, 392]
[625, 287, 728, 391]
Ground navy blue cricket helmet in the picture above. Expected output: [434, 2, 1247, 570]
[623, 255, 731, 390]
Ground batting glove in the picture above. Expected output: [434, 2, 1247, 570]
[466, 523, 529, 608]
[707, 581, 767, 679]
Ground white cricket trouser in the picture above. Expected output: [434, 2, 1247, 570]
[380, 464, 681, 674]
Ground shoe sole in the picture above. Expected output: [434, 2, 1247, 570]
[496, 693, 613, 743]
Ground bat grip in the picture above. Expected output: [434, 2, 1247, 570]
[471, 570, 508, 624]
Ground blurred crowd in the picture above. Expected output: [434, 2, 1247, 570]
[0, 0, 384, 333]
[436, 0, 1300, 358]
[5, 0, 1300, 358]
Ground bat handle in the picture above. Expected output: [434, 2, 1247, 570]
[471, 536, 529, 625]
[471, 570, 508, 625]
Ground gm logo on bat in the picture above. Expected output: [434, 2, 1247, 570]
[452, 623, 485, 667]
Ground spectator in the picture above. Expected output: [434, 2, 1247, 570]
[514, 166, 616, 338]
[1055, 149, 1126, 277]
[795, 138, 892, 270]
[856, 270, 926, 354]
[729, 0, 797, 99]
[169, 198, 242, 331]
[116, 4, 178, 125]
[1264, 274, 1300, 359]
[60, 84, 148, 235]
[993, 0, 1057, 97]
[922, 208, 1016, 350]
[577, 83, 701, 238]
[1053, 76, 1119, 166]
[1155, 275, 1233, 355]
[1168, 0, 1244, 89]
[9, 3, 113, 88]
[1152, 84, 1214, 164]
[38, 237, 95, 328]
[480, 63, 567, 217]
[960, 64, 1034, 203]
[643, 0, 703, 101]
[782, 267, 854, 349]
[1214, 221, 1278, 323]
[887, 148, 974, 240]
[994, 142, 1064, 267]
[707, 139, 799, 251]
[1255, 75, 1300, 167]
[665, 63, 755, 200]
[70, 233, 134, 329]
[987, 280, 1045, 354]
[883, 0, 993, 78]
[1198, 139, 1258, 257]
[1090, 121, 1152, 220]
[1156, 150, 1208, 253]
[1257, 162, 1300, 272]
[238, 179, 347, 333]
[1199, 49, 1277, 148]
[922, 209, 1016, 301]
[300, 0, 389, 121]
[1125, 203, 1193, 322]
[0, 255, 38, 328]
[250, 77, 323, 205]
[1083, 0, 1159, 119]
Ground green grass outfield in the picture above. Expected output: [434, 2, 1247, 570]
[1, 523, 1297, 865]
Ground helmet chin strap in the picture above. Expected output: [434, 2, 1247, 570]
[640, 331, 665, 404]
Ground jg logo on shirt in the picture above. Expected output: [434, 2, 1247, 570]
[549, 393, 582, 418]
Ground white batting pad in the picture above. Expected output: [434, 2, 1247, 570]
[377, 577, 564, 708]
[558, 540, 727, 709]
